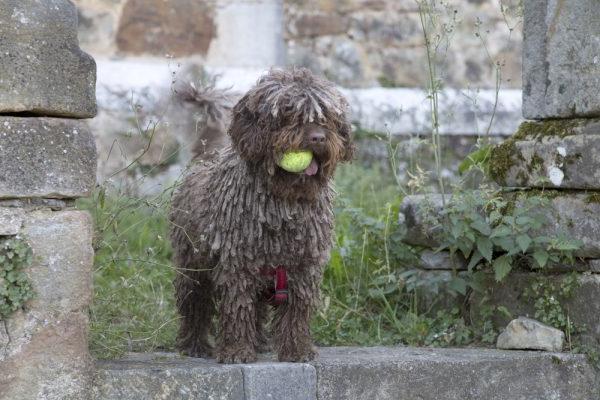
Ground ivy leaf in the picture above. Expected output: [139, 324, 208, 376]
[477, 237, 493, 262]
[493, 255, 512, 282]
[533, 249, 549, 268]
[516, 234, 532, 253]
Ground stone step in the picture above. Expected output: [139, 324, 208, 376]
[93, 347, 599, 400]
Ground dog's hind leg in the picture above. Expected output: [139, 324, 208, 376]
[215, 275, 259, 363]
[174, 267, 214, 358]
[255, 299, 272, 353]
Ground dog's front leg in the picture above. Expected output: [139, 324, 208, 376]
[273, 269, 321, 362]
[215, 275, 259, 363]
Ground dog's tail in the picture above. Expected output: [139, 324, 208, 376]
[170, 74, 235, 162]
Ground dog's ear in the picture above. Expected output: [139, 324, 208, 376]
[228, 94, 269, 161]
[339, 116, 355, 162]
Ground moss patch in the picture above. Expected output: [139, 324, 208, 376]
[514, 119, 585, 141]
[488, 140, 518, 185]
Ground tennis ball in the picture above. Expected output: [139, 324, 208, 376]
[277, 150, 314, 173]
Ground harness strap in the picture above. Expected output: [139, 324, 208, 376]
[261, 265, 288, 305]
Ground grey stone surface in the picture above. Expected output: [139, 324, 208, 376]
[94, 353, 244, 400]
[0, 0, 97, 117]
[0, 210, 94, 399]
[313, 347, 599, 400]
[490, 119, 600, 189]
[398, 194, 446, 248]
[523, 0, 600, 119]
[400, 192, 600, 258]
[0, 207, 24, 235]
[418, 250, 467, 270]
[497, 317, 565, 352]
[243, 362, 316, 400]
[0, 117, 97, 199]
[96, 348, 600, 400]
[471, 273, 600, 345]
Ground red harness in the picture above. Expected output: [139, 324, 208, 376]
[261, 265, 288, 305]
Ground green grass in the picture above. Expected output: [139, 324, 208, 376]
[80, 192, 177, 358]
[83, 162, 468, 359]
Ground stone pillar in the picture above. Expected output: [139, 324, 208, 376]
[485, 0, 600, 344]
[0, 1, 97, 399]
[206, 0, 286, 68]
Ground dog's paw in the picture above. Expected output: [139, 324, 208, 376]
[278, 345, 318, 362]
[216, 346, 257, 364]
[178, 343, 213, 359]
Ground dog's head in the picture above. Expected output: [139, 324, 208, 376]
[228, 68, 354, 199]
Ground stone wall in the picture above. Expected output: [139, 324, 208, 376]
[73, 0, 522, 88]
[0, 1, 97, 399]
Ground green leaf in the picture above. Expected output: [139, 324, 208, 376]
[516, 234, 532, 253]
[492, 236, 514, 252]
[448, 277, 468, 295]
[470, 219, 492, 236]
[493, 255, 512, 282]
[457, 239, 473, 259]
[490, 225, 512, 238]
[533, 249, 549, 268]
[458, 145, 492, 175]
[477, 237, 493, 262]
[497, 305, 513, 319]
[467, 250, 483, 271]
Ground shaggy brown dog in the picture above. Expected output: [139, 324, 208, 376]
[169, 68, 354, 363]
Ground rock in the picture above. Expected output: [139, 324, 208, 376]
[490, 119, 600, 188]
[116, 0, 215, 57]
[206, 0, 286, 68]
[95, 348, 600, 400]
[290, 14, 349, 38]
[0, 0, 97, 118]
[94, 353, 317, 400]
[313, 346, 598, 400]
[242, 363, 317, 400]
[400, 192, 600, 258]
[418, 250, 467, 270]
[523, 0, 600, 119]
[497, 317, 564, 352]
[0, 210, 94, 399]
[0, 117, 97, 199]
[94, 354, 244, 400]
[471, 273, 600, 345]
[0, 207, 24, 235]
[399, 194, 446, 248]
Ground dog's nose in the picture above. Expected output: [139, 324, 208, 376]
[309, 131, 326, 144]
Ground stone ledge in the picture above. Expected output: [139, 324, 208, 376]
[0, 0, 97, 117]
[490, 119, 600, 189]
[0, 117, 97, 199]
[94, 347, 599, 400]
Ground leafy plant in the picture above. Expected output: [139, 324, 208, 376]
[437, 190, 581, 288]
[524, 274, 579, 335]
[0, 237, 34, 320]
